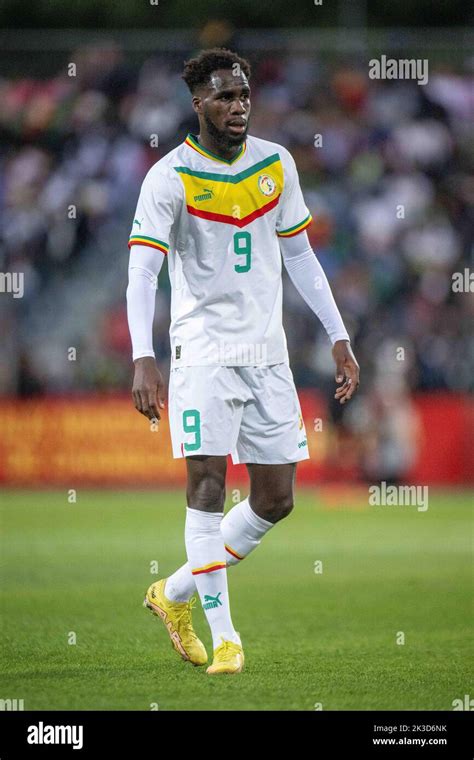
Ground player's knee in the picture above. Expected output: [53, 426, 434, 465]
[273, 495, 294, 521]
[251, 493, 294, 523]
[187, 473, 226, 510]
[186, 456, 227, 510]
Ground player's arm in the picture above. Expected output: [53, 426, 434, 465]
[127, 165, 180, 421]
[279, 230, 360, 404]
[277, 147, 359, 404]
[127, 244, 166, 421]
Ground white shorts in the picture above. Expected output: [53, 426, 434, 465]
[168, 363, 309, 465]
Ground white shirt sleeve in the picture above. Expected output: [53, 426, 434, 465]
[280, 230, 350, 345]
[126, 244, 165, 360]
[126, 162, 182, 361]
[276, 147, 313, 239]
[128, 162, 183, 255]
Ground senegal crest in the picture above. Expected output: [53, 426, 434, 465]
[258, 173, 277, 197]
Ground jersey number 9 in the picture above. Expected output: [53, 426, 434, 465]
[233, 231, 252, 273]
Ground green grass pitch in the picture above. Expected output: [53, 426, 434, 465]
[1, 488, 472, 710]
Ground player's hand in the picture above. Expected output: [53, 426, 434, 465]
[132, 357, 166, 422]
[332, 340, 360, 405]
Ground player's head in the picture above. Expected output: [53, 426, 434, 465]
[182, 48, 251, 150]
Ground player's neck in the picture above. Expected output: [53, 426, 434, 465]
[196, 132, 243, 162]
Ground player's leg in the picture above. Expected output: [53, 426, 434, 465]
[145, 464, 241, 669]
[165, 363, 304, 604]
[144, 367, 229, 665]
[165, 462, 295, 608]
[174, 370, 242, 651]
[165, 492, 273, 603]
[145, 365, 244, 673]
[185, 453, 244, 674]
[246, 462, 296, 523]
[164, 363, 261, 601]
[231, 362, 309, 524]
[184, 455, 239, 643]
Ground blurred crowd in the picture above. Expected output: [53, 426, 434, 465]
[0, 35, 472, 477]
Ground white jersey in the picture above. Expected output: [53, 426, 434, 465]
[128, 133, 312, 367]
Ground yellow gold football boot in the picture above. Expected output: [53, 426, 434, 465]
[206, 636, 244, 675]
[143, 578, 208, 666]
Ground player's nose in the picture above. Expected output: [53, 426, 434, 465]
[230, 99, 247, 114]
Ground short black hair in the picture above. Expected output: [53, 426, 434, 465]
[182, 47, 251, 94]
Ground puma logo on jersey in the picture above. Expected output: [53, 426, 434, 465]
[193, 187, 214, 202]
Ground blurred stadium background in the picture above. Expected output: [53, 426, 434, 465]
[0, 3, 473, 711]
[0, 15, 472, 488]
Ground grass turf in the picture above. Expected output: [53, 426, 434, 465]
[0, 488, 472, 710]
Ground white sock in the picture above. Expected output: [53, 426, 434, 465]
[223, 497, 274, 563]
[184, 507, 240, 649]
[166, 497, 274, 602]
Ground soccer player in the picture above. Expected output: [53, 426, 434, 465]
[127, 48, 359, 675]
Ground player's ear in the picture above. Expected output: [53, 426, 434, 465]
[192, 96, 202, 114]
